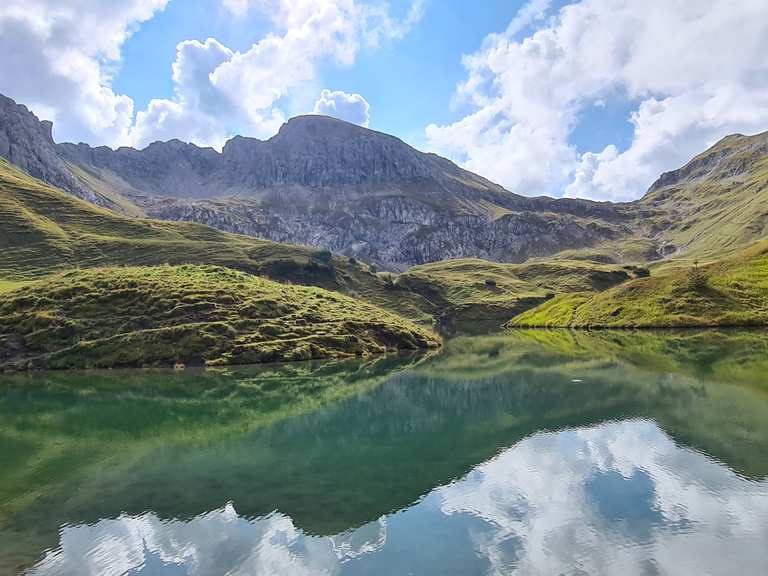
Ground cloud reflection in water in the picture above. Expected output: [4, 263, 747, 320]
[30, 419, 768, 576]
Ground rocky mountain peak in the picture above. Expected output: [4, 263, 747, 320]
[273, 115, 392, 145]
[0, 92, 630, 269]
[0, 93, 98, 203]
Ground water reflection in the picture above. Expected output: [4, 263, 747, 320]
[28, 420, 768, 576]
[2, 329, 768, 575]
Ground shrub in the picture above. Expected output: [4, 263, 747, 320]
[686, 262, 710, 292]
[634, 267, 651, 278]
[310, 249, 333, 267]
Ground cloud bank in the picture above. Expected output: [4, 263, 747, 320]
[426, 0, 768, 200]
[0, 0, 168, 145]
[0, 0, 422, 149]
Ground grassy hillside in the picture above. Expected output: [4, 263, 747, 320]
[0, 158, 434, 322]
[0, 158, 632, 334]
[396, 258, 636, 332]
[0, 158, 320, 279]
[546, 236, 662, 265]
[639, 131, 768, 262]
[0, 265, 439, 370]
[509, 239, 768, 328]
[8, 128, 768, 338]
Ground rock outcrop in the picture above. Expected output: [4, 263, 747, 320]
[0, 94, 99, 205]
[0, 93, 635, 269]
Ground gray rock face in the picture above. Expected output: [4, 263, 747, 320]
[143, 196, 625, 270]
[0, 94, 100, 205]
[0, 93, 632, 269]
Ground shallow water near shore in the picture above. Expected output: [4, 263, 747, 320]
[1, 329, 768, 575]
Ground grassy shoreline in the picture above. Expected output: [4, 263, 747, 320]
[0, 265, 440, 371]
[508, 240, 768, 329]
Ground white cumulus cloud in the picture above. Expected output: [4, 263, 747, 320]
[312, 89, 370, 126]
[129, 37, 238, 149]
[131, 0, 422, 147]
[0, 0, 422, 149]
[0, 0, 168, 146]
[426, 0, 768, 201]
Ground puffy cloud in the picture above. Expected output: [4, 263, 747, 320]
[132, 0, 422, 147]
[565, 88, 768, 200]
[0, 0, 421, 149]
[427, 0, 768, 200]
[129, 38, 237, 149]
[312, 89, 370, 126]
[0, 0, 168, 145]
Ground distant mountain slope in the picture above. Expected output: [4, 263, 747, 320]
[3, 93, 768, 271]
[0, 158, 638, 334]
[0, 94, 142, 216]
[0, 93, 630, 270]
[640, 131, 768, 261]
[0, 157, 316, 279]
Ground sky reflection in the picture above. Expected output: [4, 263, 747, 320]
[30, 419, 768, 576]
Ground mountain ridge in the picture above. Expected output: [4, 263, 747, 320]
[1, 92, 632, 269]
[3, 93, 768, 270]
[5, 88, 768, 358]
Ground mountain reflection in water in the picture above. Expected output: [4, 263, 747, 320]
[2, 329, 768, 575]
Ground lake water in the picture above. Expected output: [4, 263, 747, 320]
[1, 329, 767, 575]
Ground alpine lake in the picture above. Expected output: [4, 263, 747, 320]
[1, 329, 767, 575]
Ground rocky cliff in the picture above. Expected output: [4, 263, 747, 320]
[0, 94, 97, 204]
[0, 93, 637, 269]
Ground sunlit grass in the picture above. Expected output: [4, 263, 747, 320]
[510, 239, 768, 328]
[0, 265, 440, 370]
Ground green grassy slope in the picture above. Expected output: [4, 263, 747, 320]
[396, 258, 636, 332]
[639, 131, 768, 262]
[545, 236, 662, 265]
[0, 265, 439, 370]
[0, 158, 434, 322]
[509, 238, 768, 327]
[0, 158, 320, 279]
[8, 127, 768, 337]
[524, 132, 768, 269]
[0, 158, 631, 333]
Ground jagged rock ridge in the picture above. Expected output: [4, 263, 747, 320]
[11, 92, 750, 269]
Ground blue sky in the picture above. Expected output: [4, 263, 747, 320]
[112, 1, 577, 148]
[111, 0, 633, 160]
[1, 0, 767, 200]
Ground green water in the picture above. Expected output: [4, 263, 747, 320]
[1, 329, 768, 575]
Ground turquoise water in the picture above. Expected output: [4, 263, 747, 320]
[1, 330, 768, 575]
